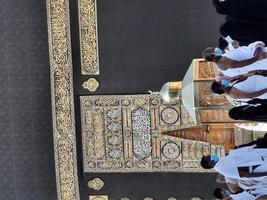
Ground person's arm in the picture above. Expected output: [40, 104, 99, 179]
[229, 87, 267, 99]
[248, 41, 265, 50]
[247, 70, 258, 75]
[227, 182, 243, 194]
[256, 195, 267, 200]
[238, 167, 267, 178]
[219, 52, 267, 69]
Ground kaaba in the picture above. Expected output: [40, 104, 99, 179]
[1, 0, 262, 200]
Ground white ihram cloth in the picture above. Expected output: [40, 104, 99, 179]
[214, 145, 267, 179]
[250, 188, 267, 197]
[231, 189, 267, 200]
[225, 176, 267, 190]
[232, 75, 267, 99]
[230, 191, 255, 200]
[239, 177, 267, 190]
[219, 41, 267, 77]
[225, 36, 235, 51]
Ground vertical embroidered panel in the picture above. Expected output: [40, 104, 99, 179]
[46, 0, 80, 199]
[79, 0, 99, 75]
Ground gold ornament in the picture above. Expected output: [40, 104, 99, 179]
[83, 78, 99, 92]
[144, 197, 153, 200]
[191, 197, 202, 200]
[87, 178, 104, 190]
[89, 195, 108, 200]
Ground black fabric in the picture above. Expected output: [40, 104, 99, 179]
[213, 188, 224, 199]
[228, 0, 267, 23]
[0, 0, 57, 199]
[220, 18, 267, 46]
[216, 0, 267, 46]
[247, 98, 267, 105]
[255, 70, 267, 77]
[229, 104, 267, 122]
[218, 37, 229, 50]
[238, 134, 267, 148]
[212, 0, 230, 15]
[219, 20, 254, 46]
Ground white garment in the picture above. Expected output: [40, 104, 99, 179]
[248, 41, 266, 53]
[225, 176, 267, 190]
[231, 189, 267, 200]
[225, 176, 239, 184]
[215, 145, 267, 179]
[229, 149, 264, 167]
[225, 35, 235, 50]
[231, 75, 267, 99]
[229, 145, 267, 159]
[215, 156, 240, 179]
[221, 46, 254, 77]
[219, 41, 267, 77]
[250, 188, 267, 198]
[229, 145, 257, 154]
[230, 191, 255, 200]
[253, 162, 267, 173]
[239, 177, 267, 190]
[231, 145, 267, 168]
[224, 46, 254, 60]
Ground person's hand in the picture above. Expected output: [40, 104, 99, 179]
[254, 47, 264, 56]
[248, 70, 257, 75]
[258, 41, 265, 48]
[254, 42, 265, 56]
[238, 75, 247, 81]
[232, 40, 240, 49]
[256, 52, 267, 60]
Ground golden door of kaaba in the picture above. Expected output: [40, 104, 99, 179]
[46, 0, 236, 200]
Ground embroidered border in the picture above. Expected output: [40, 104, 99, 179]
[79, 0, 99, 75]
[46, 0, 80, 199]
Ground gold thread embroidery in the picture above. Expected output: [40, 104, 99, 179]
[46, 0, 80, 199]
[80, 94, 225, 173]
[79, 0, 99, 75]
[83, 78, 100, 92]
[87, 178, 104, 190]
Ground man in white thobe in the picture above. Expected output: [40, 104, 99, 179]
[211, 145, 267, 179]
[202, 41, 267, 77]
[229, 189, 267, 200]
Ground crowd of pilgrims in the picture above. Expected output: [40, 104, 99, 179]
[199, 0, 267, 199]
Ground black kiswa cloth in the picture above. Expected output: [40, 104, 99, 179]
[218, 0, 267, 46]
